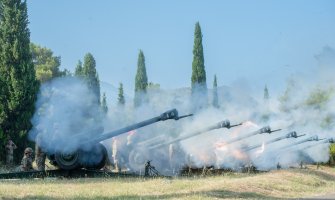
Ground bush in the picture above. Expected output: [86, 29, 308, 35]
[329, 144, 335, 165]
[330, 144, 335, 165]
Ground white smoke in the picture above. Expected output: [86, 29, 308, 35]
[29, 46, 335, 175]
[29, 77, 104, 154]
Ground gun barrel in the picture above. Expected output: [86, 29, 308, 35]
[281, 135, 319, 151]
[296, 134, 306, 138]
[300, 138, 333, 150]
[245, 131, 302, 152]
[85, 109, 191, 144]
[270, 129, 282, 133]
[177, 114, 193, 120]
[225, 126, 279, 146]
[229, 122, 243, 129]
[149, 120, 238, 149]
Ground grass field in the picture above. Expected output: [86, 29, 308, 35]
[0, 165, 334, 199]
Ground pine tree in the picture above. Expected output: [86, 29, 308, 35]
[212, 75, 219, 108]
[74, 60, 83, 76]
[118, 82, 125, 106]
[134, 50, 148, 107]
[0, 0, 39, 162]
[82, 53, 100, 104]
[262, 85, 270, 122]
[264, 85, 269, 101]
[191, 22, 207, 110]
[30, 43, 64, 83]
[147, 82, 160, 90]
[101, 93, 108, 114]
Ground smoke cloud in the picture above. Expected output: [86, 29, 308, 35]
[29, 77, 104, 154]
[29, 46, 335, 175]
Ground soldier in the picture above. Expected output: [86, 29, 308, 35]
[35, 134, 46, 171]
[20, 147, 34, 171]
[5, 138, 17, 167]
[126, 130, 135, 146]
[186, 153, 194, 175]
[277, 162, 281, 170]
[112, 131, 135, 172]
[124, 131, 136, 169]
[112, 137, 121, 172]
[169, 144, 174, 170]
[144, 160, 151, 177]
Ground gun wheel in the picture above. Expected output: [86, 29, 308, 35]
[55, 151, 81, 170]
[80, 143, 108, 170]
[128, 148, 148, 171]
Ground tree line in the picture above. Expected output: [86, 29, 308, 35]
[0, 0, 104, 163]
[1, 0, 333, 165]
[0, 0, 213, 164]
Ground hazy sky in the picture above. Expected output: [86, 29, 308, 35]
[27, 0, 335, 96]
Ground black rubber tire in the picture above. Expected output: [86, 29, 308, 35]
[54, 150, 81, 170]
[80, 143, 108, 170]
[128, 148, 149, 171]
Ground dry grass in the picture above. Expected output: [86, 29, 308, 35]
[0, 165, 335, 199]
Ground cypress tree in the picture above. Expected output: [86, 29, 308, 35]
[82, 53, 100, 104]
[118, 82, 125, 106]
[191, 22, 207, 110]
[134, 50, 148, 107]
[212, 75, 219, 108]
[264, 85, 269, 101]
[262, 85, 270, 122]
[0, 0, 39, 162]
[101, 92, 108, 114]
[74, 60, 83, 76]
[0, 3, 6, 152]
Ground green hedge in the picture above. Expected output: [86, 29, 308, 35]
[330, 144, 335, 165]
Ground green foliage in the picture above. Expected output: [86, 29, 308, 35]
[264, 85, 269, 100]
[135, 50, 148, 91]
[305, 87, 333, 109]
[101, 93, 108, 114]
[30, 43, 65, 83]
[62, 69, 72, 76]
[191, 22, 207, 90]
[0, 129, 5, 164]
[82, 53, 100, 104]
[278, 79, 297, 112]
[147, 82, 160, 90]
[191, 22, 207, 111]
[117, 82, 125, 106]
[320, 114, 334, 129]
[212, 75, 219, 108]
[330, 144, 335, 165]
[0, 0, 39, 163]
[74, 60, 83, 76]
[330, 144, 335, 155]
[134, 50, 148, 107]
[304, 88, 334, 160]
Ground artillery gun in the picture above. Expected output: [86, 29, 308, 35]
[149, 120, 243, 149]
[295, 137, 334, 151]
[128, 120, 243, 172]
[243, 131, 305, 152]
[47, 109, 191, 170]
[280, 135, 325, 151]
[222, 126, 282, 146]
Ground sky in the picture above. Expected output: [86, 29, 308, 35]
[27, 0, 335, 97]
